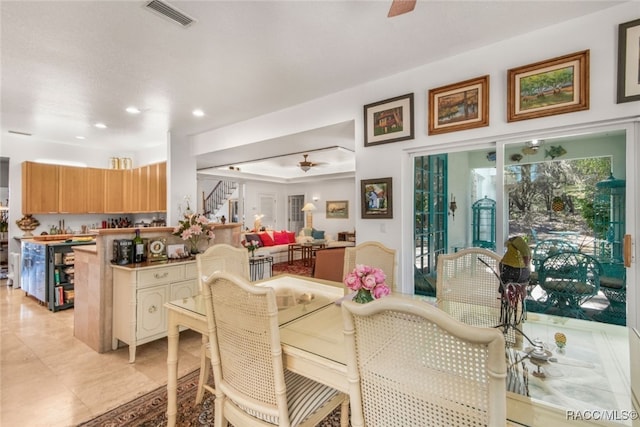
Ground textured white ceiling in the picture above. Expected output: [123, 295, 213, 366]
[0, 0, 625, 179]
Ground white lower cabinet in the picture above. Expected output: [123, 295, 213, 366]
[137, 285, 168, 341]
[112, 261, 198, 362]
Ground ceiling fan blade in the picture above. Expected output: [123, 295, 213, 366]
[388, 0, 416, 17]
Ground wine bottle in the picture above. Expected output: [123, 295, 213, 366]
[133, 229, 144, 263]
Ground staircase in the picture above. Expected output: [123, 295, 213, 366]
[203, 180, 237, 218]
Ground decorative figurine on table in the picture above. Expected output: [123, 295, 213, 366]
[498, 235, 532, 337]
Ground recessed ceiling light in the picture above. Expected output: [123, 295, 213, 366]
[126, 106, 141, 114]
[192, 109, 205, 117]
[76, 136, 86, 140]
[95, 123, 107, 129]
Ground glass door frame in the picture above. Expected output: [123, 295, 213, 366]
[404, 120, 637, 331]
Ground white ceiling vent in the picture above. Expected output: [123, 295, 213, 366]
[144, 0, 196, 28]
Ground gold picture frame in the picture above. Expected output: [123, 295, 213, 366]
[507, 50, 589, 122]
[428, 75, 489, 135]
[326, 200, 349, 219]
[617, 18, 640, 103]
[364, 93, 414, 147]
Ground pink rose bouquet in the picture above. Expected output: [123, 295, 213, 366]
[343, 264, 390, 303]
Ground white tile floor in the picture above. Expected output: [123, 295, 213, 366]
[0, 281, 203, 426]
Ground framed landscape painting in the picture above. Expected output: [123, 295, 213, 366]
[617, 18, 640, 103]
[326, 200, 348, 219]
[361, 177, 392, 219]
[507, 50, 589, 122]
[364, 93, 414, 147]
[428, 75, 489, 135]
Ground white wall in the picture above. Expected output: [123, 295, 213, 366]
[287, 177, 356, 238]
[189, 3, 640, 299]
[229, 176, 356, 237]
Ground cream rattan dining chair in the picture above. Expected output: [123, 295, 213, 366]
[342, 296, 507, 427]
[195, 244, 250, 404]
[435, 248, 519, 345]
[201, 271, 349, 427]
[343, 241, 396, 291]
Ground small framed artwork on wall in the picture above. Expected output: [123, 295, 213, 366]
[361, 177, 393, 219]
[326, 200, 349, 219]
[617, 18, 640, 103]
[364, 93, 414, 147]
[507, 50, 589, 122]
[428, 75, 489, 135]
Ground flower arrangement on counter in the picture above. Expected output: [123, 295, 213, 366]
[343, 264, 391, 303]
[173, 213, 215, 254]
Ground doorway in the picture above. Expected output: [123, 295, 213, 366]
[288, 195, 304, 233]
[414, 154, 448, 296]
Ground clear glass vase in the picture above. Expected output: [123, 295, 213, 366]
[353, 289, 374, 304]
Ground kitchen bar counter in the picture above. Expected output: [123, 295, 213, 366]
[72, 223, 242, 353]
[73, 228, 181, 352]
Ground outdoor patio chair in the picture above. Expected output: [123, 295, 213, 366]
[342, 296, 507, 427]
[529, 238, 578, 287]
[194, 244, 251, 404]
[537, 251, 602, 319]
[594, 261, 626, 325]
[343, 241, 396, 291]
[201, 271, 349, 427]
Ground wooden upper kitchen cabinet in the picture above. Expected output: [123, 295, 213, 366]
[22, 161, 166, 214]
[22, 161, 59, 214]
[148, 162, 166, 212]
[130, 166, 149, 213]
[86, 167, 105, 213]
[59, 166, 87, 213]
[104, 168, 134, 213]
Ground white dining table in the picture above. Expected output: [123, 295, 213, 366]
[164, 275, 632, 427]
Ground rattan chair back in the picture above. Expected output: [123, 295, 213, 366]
[436, 248, 519, 344]
[196, 244, 250, 289]
[202, 272, 348, 427]
[436, 247, 502, 309]
[342, 296, 507, 427]
[194, 244, 250, 404]
[343, 241, 396, 291]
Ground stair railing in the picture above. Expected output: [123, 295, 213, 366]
[203, 180, 237, 217]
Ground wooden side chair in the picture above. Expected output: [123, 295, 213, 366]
[343, 241, 396, 291]
[342, 296, 507, 427]
[194, 244, 250, 404]
[201, 271, 349, 427]
[312, 247, 346, 282]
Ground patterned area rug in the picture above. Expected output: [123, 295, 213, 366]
[78, 369, 344, 426]
[272, 259, 312, 277]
